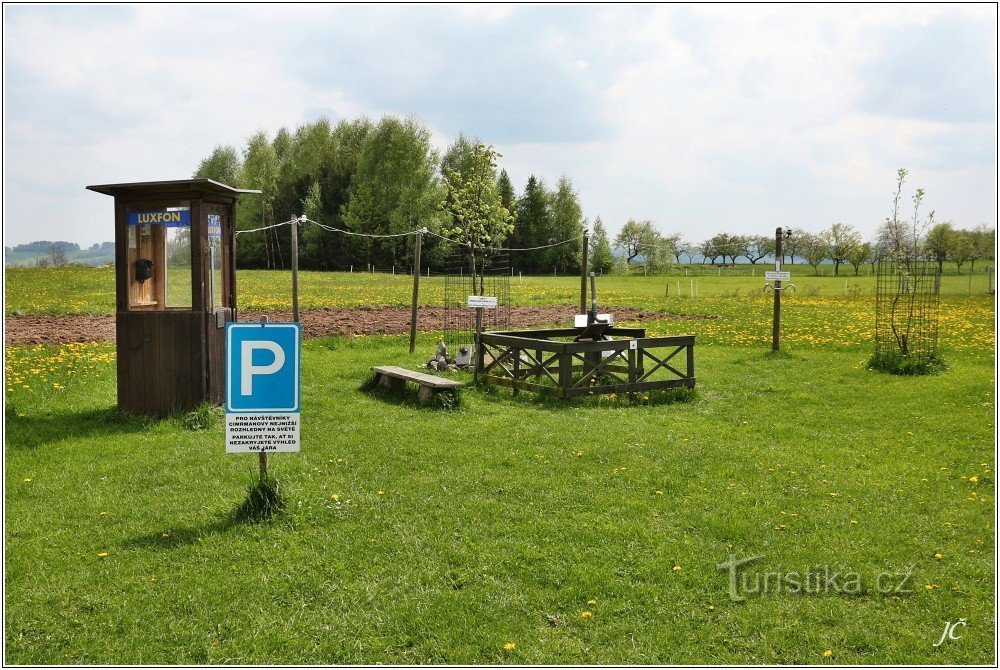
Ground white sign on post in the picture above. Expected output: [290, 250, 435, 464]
[467, 295, 498, 309]
[225, 322, 301, 453]
[765, 270, 791, 281]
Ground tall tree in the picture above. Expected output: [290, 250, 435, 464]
[194, 145, 242, 184]
[589, 216, 614, 273]
[497, 170, 516, 219]
[341, 116, 443, 267]
[548, 175, 584, 273]
[514, 175, 551, 273]
[440, 143, 515, 292]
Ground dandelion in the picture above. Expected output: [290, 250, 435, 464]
[580, 611, 593, 618]
[100, 511, 108, 517]
[23, 478, 31, 483]
[587, 598, 597, 605]
[97, 552, 109, 559]
[330, 493, 340, 501]
[823, 650, 833, 658]
[708, 604, 715, 611]
[655, 490, 663, 495]
[673, 565, 682, 572]
[969, 476, 979, 484]
[162, 533, 170, 539]
[934, 552, 942, 559]
[503, 642, 516, 651]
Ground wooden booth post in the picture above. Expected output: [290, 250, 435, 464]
[87, 179, 261, 417]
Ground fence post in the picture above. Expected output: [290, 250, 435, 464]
[409, 228, 423, 353]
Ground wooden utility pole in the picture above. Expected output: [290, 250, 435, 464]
[772, 227, 783, 351]
[292, 216, 304, 323]
[580, 229, 590, 314]
[409, 228, 424, 353]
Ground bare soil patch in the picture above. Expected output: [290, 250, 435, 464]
[5, 306, 717, 346]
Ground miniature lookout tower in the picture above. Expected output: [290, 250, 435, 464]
[86, 179, 260, 416]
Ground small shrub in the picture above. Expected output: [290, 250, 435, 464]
[867, 351, 946, 376]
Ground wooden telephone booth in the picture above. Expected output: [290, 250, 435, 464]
[86, 179, 260, 417]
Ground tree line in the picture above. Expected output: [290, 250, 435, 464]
[610, 170, 994, 276]
[193, 116, 589, 273]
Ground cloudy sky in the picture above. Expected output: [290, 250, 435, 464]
[3, 3, 996, 247]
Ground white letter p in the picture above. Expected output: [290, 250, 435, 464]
[241, 341, 285, 396]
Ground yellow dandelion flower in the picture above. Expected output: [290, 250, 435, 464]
[580, 611, 593, 618]
[23, 478, 32, 483]
[503, 642, 516, 651]
[97, 552, 109, 558]
[969, 476, 979, 484]
[823, 650, 832, 658]
[673, 565, 682, 572]
[934, 552, 942, 559]
[330, 493, 340, 501]
[587, 598, 597, 605]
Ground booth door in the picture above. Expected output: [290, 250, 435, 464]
[205, 206, 234, 404]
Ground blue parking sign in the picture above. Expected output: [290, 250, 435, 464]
[226, 323, 300, 413]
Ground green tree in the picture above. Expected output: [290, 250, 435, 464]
[548, 175, 584, 274]
[194, 145, 242, 184]
[798, 232, 829, 275]
[846, 241, 873, 276]
[514, 175, 551, 273]
[589, 216, 613, 273]
[615, 219, 658, 265]
[822, 222, 862, 276]
[743, 235, 775, 264]
[440, 143, 515, 292]
[923, 222, 954, 273]
[342, 116, 443, 268]
[238, 131, 279, 268]
[497, 170, 516, 219]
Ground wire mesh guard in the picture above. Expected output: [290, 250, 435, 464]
[443, 247, 511, 349]
[874, 255, 941, 364]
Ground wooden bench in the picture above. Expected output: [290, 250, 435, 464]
[371, 365, 464, 404]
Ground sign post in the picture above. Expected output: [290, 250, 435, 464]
[226, 319, 301, 481]
[769, 228, 793, 351]
[468, 296, 498, 381]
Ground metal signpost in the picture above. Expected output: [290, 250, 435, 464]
[765, 228, 794, 351]
[226, 319, 301, 480]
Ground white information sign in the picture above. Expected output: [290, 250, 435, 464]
[467, 295, 498, 308]
[765, 271, 791, 281]
[226, 413, 300, 453]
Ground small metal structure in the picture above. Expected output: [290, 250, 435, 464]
[87, 179, 260, 416]
[477, 272, 695, 399]
[442, 246, 510, 349]
[874, 254, 941, 365]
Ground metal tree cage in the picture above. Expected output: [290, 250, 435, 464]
[442, 247, 511, 349]
[874, 254, 941, 365]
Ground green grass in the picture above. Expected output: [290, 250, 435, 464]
[4, 328, 995, 663]
[5, 266, 995, 315]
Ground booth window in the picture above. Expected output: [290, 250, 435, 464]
[208, 213, 223, 310]
[127, 207, 192, 309]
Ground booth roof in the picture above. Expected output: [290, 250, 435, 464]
[86, 179, 262, 197]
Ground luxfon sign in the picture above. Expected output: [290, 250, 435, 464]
[225, 322, 301, 453]
[127, 210, 192, 226]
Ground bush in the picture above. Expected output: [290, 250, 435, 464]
[867, 351, 946, 376]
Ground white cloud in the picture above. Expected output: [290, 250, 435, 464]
[2, 4, 995, 249]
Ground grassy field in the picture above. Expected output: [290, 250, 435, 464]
[3, 269, 996, 663]
[4, 265, 995, 315]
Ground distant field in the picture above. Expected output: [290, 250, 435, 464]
[4, 265, 995, 316]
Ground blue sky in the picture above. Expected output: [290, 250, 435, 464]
[3, 4, 996, 247]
